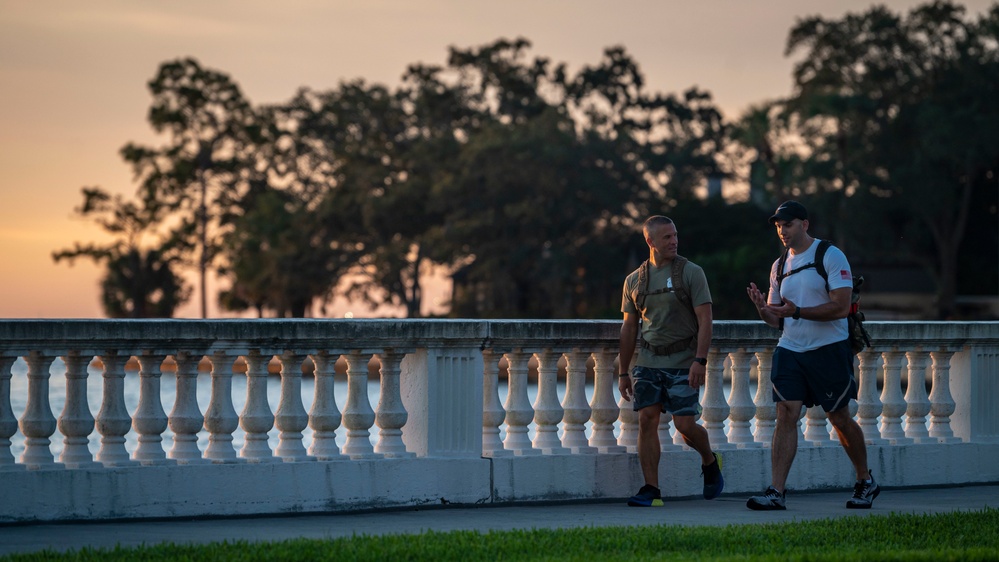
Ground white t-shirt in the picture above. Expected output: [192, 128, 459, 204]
[768, 239, 853, 352]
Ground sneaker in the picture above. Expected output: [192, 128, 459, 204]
[846, 473, 881, 509]
[701, 452, 724, 500]
[627, 484, 663, 507]
[747, 486, 786, 510]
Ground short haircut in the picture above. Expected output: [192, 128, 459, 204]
[642, 215, 674, 236]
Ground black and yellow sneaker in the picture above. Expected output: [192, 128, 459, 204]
[627, 484, 663, 507]
[701, 452, 724, 500]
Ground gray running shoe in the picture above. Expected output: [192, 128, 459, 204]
[747, 486, 786, 510]
[846, 473, 881, 509]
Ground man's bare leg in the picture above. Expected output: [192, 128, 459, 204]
[771, 401, 802, 493]
[637, 405, 662, 487]
[673, 415, 716, 465]
[827, 406, 871, 481]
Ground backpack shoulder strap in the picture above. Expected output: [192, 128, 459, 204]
[776, 248, 790, 293]
[671, 255, 690, 307]
[777, 240, 833, 290]
[814, 239, 832, 293]
[634, 260, 650, 311]
[633, 257, 693, 315]
[776, 249, 789, 331]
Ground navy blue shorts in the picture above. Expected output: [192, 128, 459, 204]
[770, 339, 857, 412]
[630, 366, 701, 416]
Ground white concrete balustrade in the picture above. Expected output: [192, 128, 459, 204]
[0, 319, 996, 523]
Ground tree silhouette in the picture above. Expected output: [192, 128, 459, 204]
[783, 1, 999, 318]
[53, 188, 190, 318]
[120, 58, 259, 318]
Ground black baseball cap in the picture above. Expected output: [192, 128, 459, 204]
[768, 201, 808, 225]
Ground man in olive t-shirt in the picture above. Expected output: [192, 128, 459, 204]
[618, 215, 723, 507]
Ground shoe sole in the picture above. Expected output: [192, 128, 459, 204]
[628, 498, 664, 507]
[747, 501, 786, 511]
[703, 479, 724, 500]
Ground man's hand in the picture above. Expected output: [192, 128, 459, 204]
[746, 282, 768, 309]
[688, 361, 706, 390]
[747, 282, 791, 327]
[618, 375, 633, 402]
[772, 297, 797, 318]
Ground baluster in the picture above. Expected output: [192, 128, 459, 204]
[374, 350, 413, 458]
[753, 349, 776, 445]
[903, 350, 932, 442]
[700, 349, 729, 448]
[308, 351, 343, 460]
[275, 351, 311, 461]
[168, 352, 205, 464]
[796, 403, 807, 442]
[502, 350, 538, 455]
[727, 349, 759, 447]
[0, 355, 23, 470]
[240, 351, 275, 462]
[803, 406, 831, 445]
[58, 351, 96, 468]
[589, 349, 625, 453]
[20, 351, 58, 468]
[616, 354, 639, 452]
[561, 349, 594, 453]
[617, 398, 640, 453]
[532, 350, 566, 454]
[204, 351, 239, 463]
[132, 352, 170, 464]
[855, 349, 885, 444]
[342, 352, 378, 458]
[617, 396, 640, 453]
[928, 350, 960, 442]
[879, 351, 911, 443]
[829, 358, 861, 441]
[95, 352, 134, 466]
[482, 349, 509, 457]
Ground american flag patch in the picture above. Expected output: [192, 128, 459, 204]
[840, 270, 851, 280]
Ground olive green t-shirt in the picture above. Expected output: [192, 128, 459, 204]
[621, 259, 712, 369]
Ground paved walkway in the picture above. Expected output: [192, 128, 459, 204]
[2, 485, 997, 556]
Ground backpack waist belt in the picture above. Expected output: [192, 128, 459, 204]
[640, 336, 695, 356]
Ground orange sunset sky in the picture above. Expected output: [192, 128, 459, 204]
[2, 0, 994, 319]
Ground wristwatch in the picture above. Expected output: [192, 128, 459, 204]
[693, 357, 707, 366]
[792, 306, 801, 320]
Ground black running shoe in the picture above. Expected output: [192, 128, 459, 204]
[627, 484, 663, 507]
[701, 452, 724, 500]
[846, 473, 881, 509]
[747, 486, 786, 510]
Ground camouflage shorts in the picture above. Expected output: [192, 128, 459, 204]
[630, 366, 701, 417]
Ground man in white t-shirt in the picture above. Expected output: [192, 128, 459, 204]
[744, 201, 880, 511]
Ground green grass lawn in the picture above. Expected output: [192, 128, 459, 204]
[4, 508, 997, 561]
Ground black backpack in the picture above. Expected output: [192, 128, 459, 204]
[776, 240, 872, 354]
